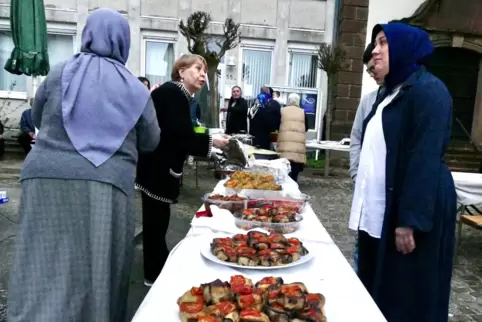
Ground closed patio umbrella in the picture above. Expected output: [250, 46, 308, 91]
[4, 0, 49, 77]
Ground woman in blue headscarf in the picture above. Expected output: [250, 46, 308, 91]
[7, 8, 160, 322]
[348, 23, 457, 322]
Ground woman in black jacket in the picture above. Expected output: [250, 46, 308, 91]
[136, 54, 229, 286]
[225, 86, 248, 134]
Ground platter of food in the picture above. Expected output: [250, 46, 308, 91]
[234, 206, 302, 234]
[201, 231, 313, 269]
[202, 193, 248, 217]
[224, 171, 282, 191]
[177, 275, 326, 322]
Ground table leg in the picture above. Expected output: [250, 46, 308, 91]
[324, 150, 330, 177]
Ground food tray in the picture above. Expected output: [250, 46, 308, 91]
[202, 193, 248, 217]
[248, 193, 311, 212]
[223, 187, 286, 200]
[234, 215, 303, 234]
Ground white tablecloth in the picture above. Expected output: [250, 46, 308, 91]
[132, 179, 387, 322]
[306, 139, 350, 152]
[452, 172, 482, 206]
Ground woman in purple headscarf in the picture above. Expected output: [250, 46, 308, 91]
[7, 8, 160, 322]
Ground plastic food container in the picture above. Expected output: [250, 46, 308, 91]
[202, 193, 248, 217]
[234, 215, 302, 234]
[248, 193, 311, 213]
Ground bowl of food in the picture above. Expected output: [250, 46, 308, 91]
[202, 193, 248, 217]
[248, 193, 311, 213]
[235, 206, 303, 233]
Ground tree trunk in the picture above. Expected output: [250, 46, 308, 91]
[324, 76, 335, 177]
[207, 66, 220, 128]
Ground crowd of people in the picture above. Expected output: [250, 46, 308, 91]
[3, 6, 462, 322]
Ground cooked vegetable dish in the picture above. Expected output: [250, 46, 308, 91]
[177, 275, 326, 321]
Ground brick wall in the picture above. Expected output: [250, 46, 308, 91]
[331, 0, 369, 140]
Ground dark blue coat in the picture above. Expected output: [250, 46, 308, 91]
[362, 67, 457, 322]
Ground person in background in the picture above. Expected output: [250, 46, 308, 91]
[0, 119, 4, 160]
[225, 85, 248, 135]
[272, 90, 281, 102]
[277, 93, 308, 182]
[349, 23, 456, 322]
[7, 8, 160, 322]
[138, 76, 151, 90]
[349, 42, 385, 273]
[136, 54, 229, 287]
[190, 94, 202, 127]
[18, 108, 35, 155]
[247, 86, 281, 150]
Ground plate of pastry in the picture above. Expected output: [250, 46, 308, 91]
[177, 275, 327, 322]
[200, 230, 313, 270]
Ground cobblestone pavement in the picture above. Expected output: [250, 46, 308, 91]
[1, 161, 481, 321]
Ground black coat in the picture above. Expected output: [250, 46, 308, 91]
[248, 99, 281, 150]
[225, 97, 248, 135]
[136, 82, 211, 202]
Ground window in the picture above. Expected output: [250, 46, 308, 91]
[145, 41, 175, 86]
[289, 53, 319, 130]
[241, 48, 272, 106]
[0, 31, 74, 94]
[289, 53, 318, 88]
[46, 34, 75, 68]
[0, 31, 27, 93]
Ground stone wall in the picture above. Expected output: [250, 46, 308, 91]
[332, 0, 369, 139]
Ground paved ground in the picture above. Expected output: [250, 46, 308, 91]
[0, 159, 481, 321]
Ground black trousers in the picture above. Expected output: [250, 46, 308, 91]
[0, 138, 4, 159]
[141, 193, 171, 282]
[18, 133, 32, 154]
[357, 230, 380, 296]
[289, 161, 304, 183]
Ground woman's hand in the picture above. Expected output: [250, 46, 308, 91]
[395, 227, 415, 254]
[213, 135, 230, 150]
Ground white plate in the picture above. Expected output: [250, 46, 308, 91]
[200, 240, 314, 270]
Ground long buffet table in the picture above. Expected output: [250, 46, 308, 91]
[132, 179, 387, 322]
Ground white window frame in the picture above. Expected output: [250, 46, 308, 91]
[0, 21, 76, 99]
[285, 44, 322, 133]
[0, 22, 27, 99]
[237, 41, 275, 98]
[39, 29, 77, 83]
[140, 31, 177, 80]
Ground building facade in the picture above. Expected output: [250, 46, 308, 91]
[0, 0, 337, 140]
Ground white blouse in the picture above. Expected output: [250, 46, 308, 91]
[349, 87, 401, 238]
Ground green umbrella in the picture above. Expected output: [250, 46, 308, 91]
[4, 0, 49, 76]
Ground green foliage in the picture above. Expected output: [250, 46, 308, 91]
[317, 43, 349, 77]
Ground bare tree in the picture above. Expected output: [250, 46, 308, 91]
[317, 43, 348, 176]
[179, 11, 240, 127]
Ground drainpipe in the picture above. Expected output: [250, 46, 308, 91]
[321, 0, 341, 175]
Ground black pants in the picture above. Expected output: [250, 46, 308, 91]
[141, 193, 171, 282]
[0, 138, 4, 159]
[357, 230, 380, 296]
[18, 133, 32, 154]
[289, 161, 304, 183]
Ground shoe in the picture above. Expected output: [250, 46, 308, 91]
[144, 279, 154, 287]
